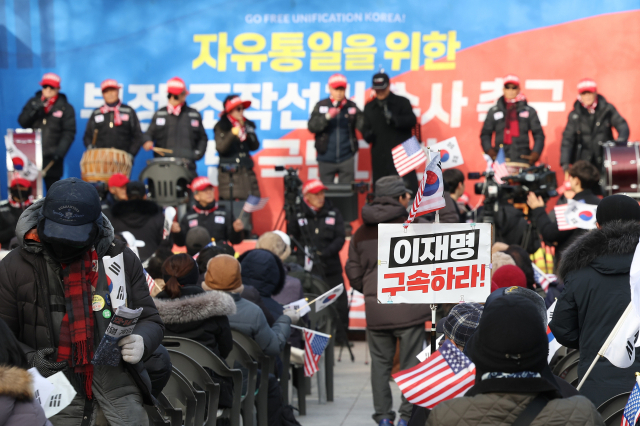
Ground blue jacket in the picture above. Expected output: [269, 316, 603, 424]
[238, 249, 286, 320]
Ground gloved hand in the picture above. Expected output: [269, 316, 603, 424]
[246, 124, 256, 134]
[487, 148, 497, 160]
[283, 308, 300, 325]
[118, 334, 145, 364]
[30, 348, 67, 378]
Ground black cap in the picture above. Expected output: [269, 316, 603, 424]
[372, 72, 389, 90]
[41, 178, 102, 244]
[596, 194, 640, 226]
[126, 181, 146, 199]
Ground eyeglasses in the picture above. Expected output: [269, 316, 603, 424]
[504, 85, 518, 90]
[42, 85, 55, 90]
[167, 94, 181, 100]
[234, 106, 244, 112]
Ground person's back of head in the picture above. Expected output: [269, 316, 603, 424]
[185, 226, 211, 256]
[162, 253, 199, 299]
[443, 168, 464, 194]
[491, 251, 515, 273]
[491, 265, 526, 292]
[442, 303, 483, 351]
[238, 249, 286, 297]
[256, 232, 291, 261]
[568, 160, 600, 191]
[126, 181, 147, 201]
[596, 194, 640, 226]
[503, 245, 536, 289]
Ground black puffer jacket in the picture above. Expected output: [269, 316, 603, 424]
[83, 103, 144, 156]
[560, 95, 629, 169]
[144, 104, 207, 163]
[308, 98, 364, 162]
[18, 92, 76, 177]
[108, 199, 165, 262]
[0, 200, 24, 249]
[550, 221, 640, 407]
[480, 96, 545, 162]
[155, 286, 235, 358]
[214, 115, 260, 169]
[171, 202, 242, 246]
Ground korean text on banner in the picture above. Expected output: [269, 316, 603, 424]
[378, 223, 492, 304]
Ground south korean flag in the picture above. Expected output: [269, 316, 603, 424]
[103, 253, 127, 310]
[431, 137, 464, 169]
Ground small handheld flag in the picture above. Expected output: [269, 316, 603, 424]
[392, 340, 475, 408]
[554, 200, 597, 231]
[392, 136, 427, 177]
[404, 152, 446, 228]
[304, 329, 330, 377]
[491, 147, 509, 184]
[546, 301, 562, 363]
[243, 195, 269, 213]
[143, 269, 156, 294]
[622, 376, 640, 426]
[432, 137, 464, 169]
[532, 262, 555, 291]
[6, 138, 39, 181]
[315, 284, 344, 313]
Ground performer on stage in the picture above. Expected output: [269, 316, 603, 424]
[18, 73, 76, 190]
[83, 79, 144, 157]
[214, 95, 261, 200]
[480, 74, 545, 165]
[560, 78, 629, 172]
[143, 77, 207, 170]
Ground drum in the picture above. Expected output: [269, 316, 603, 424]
[505, 162, 529, 176]
[603, 142, 640, 196]
[80, 148, 132, 182]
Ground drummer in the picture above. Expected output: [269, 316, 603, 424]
[560, 78, 629, 173]
[83, 78, 144, 157]
[143, 77, 207, 171]
[480, 74, 545, 166]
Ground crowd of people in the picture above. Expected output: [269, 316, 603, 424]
[0, 69, 636, 426]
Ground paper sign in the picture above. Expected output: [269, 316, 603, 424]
[285, 298, 311, 316]
[28, 367, 54, 410]
[42, 371, 77, 418]
[377, 223, 492, 304]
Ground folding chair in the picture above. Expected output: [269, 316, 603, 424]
[167, 349, 221, 426]
[552, 349, 580, 377]
[163, 337, 243, 426]
[231, 330, 276, 426]
[226, 339, 259, 426]
[144, 404, 172, 426]
[162, 366, 198, 426]
[598, 392, 631, 426]
[305, 292, 338, 403]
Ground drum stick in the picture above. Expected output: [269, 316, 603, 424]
[42, 160, 55, 177]
[152, 148, 166, 157]
[153, 147, 173, 154]
[91, 128, 98, 147]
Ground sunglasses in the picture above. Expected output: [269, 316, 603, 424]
[42, 85, 56, 90]
[167, 94, 182, 100]
[504, 85, 518, 90]
[234, 106, 244, 112]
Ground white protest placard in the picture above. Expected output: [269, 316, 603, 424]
[377, 223, 492, 304]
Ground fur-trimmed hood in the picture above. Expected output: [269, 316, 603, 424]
[0, 366, 33, 401]
[154, 289, 236, 325]
[558, 220, 640, 279]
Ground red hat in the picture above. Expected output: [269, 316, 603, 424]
[108, 173, 129, 188]
[490, 265, 527, 292]
[10, 178, 32, 188]
[40, 72, 61, 88]
[188, 176, 214, 192]
[100, 79, 121, 92]
[328, 73, 347, 89]
[302, 179, 328, 195]
[223, 96, 252, 114]
[503, 74, 520, 87]
[577, 78, 597, 93]
[167, 77, 188, 95]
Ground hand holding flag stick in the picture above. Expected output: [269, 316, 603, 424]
[295, 284, 344, 313]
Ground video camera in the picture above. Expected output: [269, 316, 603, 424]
[468, 164, 558, 204]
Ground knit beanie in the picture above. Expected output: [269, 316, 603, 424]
[596, 194, 640, 225]
[203, 254, 242, 291]
[491, 252, 515, 273]
[185, 226, 211, 256]
[491, 265, 526, 292]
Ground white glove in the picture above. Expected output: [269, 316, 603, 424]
[283, 308, 300, 325]
[117, 334, 144, 364]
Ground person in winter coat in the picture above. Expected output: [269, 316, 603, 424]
[560, 78, 629, 172]
[0, 178, 34, 249]
[308, 73, 364, 185]
[0, 178, 165, 425]
[108, 181, 165, 263]
[154, 254, 235, 358]
[0, 317, 51, 426]
[345, 176, 429, 426]
[427, 295, 603, 426]
[438, 168, 466, 223]
[171, 176, 244, 247]
[214, 95, 261, 200]
[550, 194, 640, 408]
[238, 249, 287, 321]
[18, 73, 76, 190]
[143, 77, 207, 171]
[527, 160, 601, 266]
[480, 74, 545, 165]
[362, 72, 419, 194]
[83, 79, 144, 157]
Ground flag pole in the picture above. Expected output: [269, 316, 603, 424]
[290, 325, 331, 339]
[576, 302, 633, 390]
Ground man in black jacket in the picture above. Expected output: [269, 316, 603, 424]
[480, 74, 544, 165]
[527, 160, 601, 264]
[83, 79, 144, 157]
[560, 78, 629, 172]
[108, 181, 165, 263]
[308, 73, 364, 185]
[287, 179, 348, 339]
[362, 72, 419, 194]
[550, 195, 640, 408]
[18, 73, 76, 190]
[0, 178, 33, 249]
[143, 77, 207, 171]
[171, 176, 244, 247]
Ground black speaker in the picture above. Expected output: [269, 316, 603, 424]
[324, 184, 359, 223]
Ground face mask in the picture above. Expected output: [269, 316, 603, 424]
[43, 241, 91, 263]
[11, 188, 32, 202]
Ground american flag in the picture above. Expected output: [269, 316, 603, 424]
[532, 263, 555, 291]
[143, 269, 156, 294]
[392, 340, 475, 408]
[622, 380, 640, 426]
[304, 329, 330, 377]
[491, 146, 509, 184]
[392, 136, 427, 177]
[243, 195, 269, 213]
[553, 202, 572, 231]
[404, 152, 446, 228]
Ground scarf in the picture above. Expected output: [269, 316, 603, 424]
[481, 371, 541, 381]
[8, 195, 34, 209]
[99, 101, 122, 126]
[56, 247, 98, 399]
[228, 115, 247, 142]
[41, 95, 58, 114]
[167, 102, 184, 117]
[503, 94, 525, 146]
[578, 94, 598, 114]
[193, 201, 218, 215]
[330, 98, 348, 109]
[304, 199, 320, 213]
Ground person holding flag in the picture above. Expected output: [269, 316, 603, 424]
[550, 194, 640, 407]
[527, 160, 601, 265]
